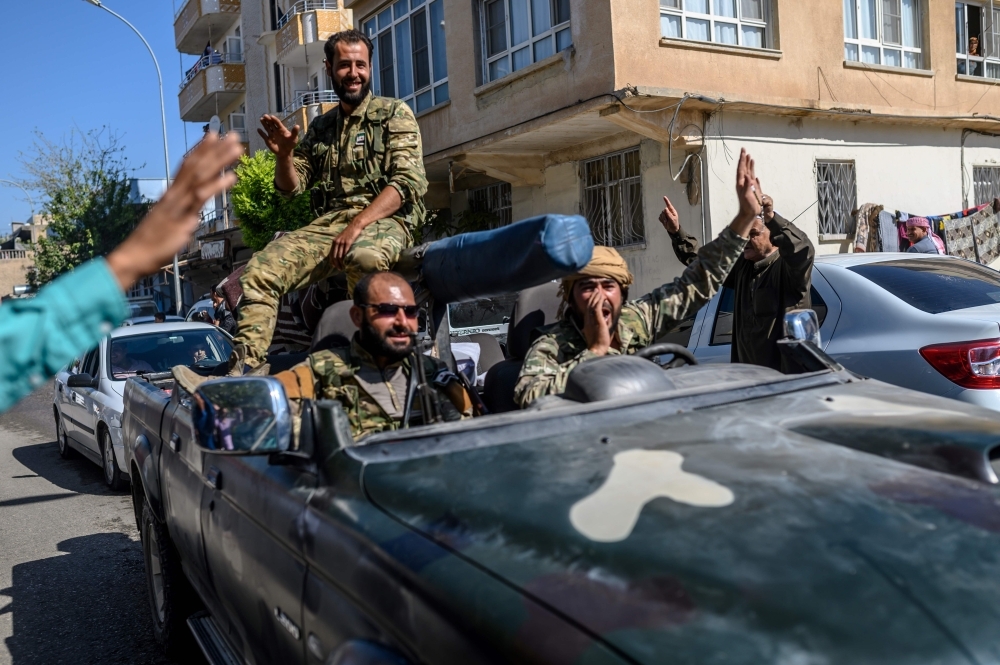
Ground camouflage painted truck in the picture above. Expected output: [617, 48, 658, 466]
[123, 217, 1000, 665]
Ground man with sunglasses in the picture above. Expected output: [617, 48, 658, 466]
[271, 272, 471, 439]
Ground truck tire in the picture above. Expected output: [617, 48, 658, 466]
[101, 429, 125, 491]
[55, 411, 75, 460]
[141, 500, 196, 655]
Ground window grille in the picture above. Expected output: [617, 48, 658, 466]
[974, 166, 1000, 205]
[363, 0, 449, 113]
[844, 0, 923, 69]
[480, 0, 572, 83]
[467, 182, 512, 228]
[582, 148, 646, 248]
[660, 0, 771, 49]
[816, 161, 858, 236]
[957, 3, 1000, 79]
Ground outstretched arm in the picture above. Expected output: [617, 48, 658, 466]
[0, 133, 243, 414]
[659, 195, 700, 267]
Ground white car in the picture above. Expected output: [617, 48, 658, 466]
[186, 297, 215, 322]
[681, 253, 1000, 410]
[53, 322, 233, 489]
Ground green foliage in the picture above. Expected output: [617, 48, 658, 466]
[414, 208, 502, 244]
[230, 150, 312, 252]
[15, 128, 150, 287]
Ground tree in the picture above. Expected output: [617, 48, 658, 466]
[15, 128, 150, 287]
[230, 150, 312, 252]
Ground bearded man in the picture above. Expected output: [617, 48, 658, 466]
[229, 29, 427, 374]
[271, 272, 469, 439]
[513, 149, 764, 407]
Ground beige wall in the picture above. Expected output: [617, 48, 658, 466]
[0, 259, 30, 298]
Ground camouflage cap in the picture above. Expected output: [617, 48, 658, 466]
[560, 246, 634, 301]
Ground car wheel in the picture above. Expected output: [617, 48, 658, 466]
[101, 429, 125, 491]
[141, 500, 197, 655]
[55, 412, 74, 460]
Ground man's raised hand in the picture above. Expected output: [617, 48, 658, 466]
[258, 114, 299, 157]
[735, 148, 762, 224]
[583, 290, 613, 356]
[658, 196, 681, 234]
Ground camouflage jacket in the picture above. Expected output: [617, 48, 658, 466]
[277, 92, 428, 230]
[294, 337, 463, 439]
[513, 227, 748, 407]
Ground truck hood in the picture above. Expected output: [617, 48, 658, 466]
[361, 381, 1000, 664]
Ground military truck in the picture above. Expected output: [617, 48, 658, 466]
[122, 217, 1000, 664]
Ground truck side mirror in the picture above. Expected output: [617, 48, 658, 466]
[784, 309, 821, 347]
[192, 377, 292, 454]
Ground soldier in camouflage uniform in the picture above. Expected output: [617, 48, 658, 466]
[514, 149, 765, 407]
[273, 272, 470, 439]
[231, 29, 427, 372]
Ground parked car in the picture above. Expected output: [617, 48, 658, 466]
[122, 315, 184, 326]
[681, 253, 1000, 410]
[186, 297, 215, 323]
[53, 322, 232, 489]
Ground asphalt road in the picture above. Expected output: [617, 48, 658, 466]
[0, 384, 204, 665]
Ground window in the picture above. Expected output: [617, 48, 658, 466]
[844, 0, 923, 68]
[582, 148, 645, 249]
[225, 27, 242, 59]
[816, 161, 858, 236]
[480, 0, 571, 83]
[229, 111, 246, 143]
[848, 259, 1000, 314]
[711, 287, 826, 346]
[957, 3, 1000, 78]
[974, 166, 1000, 205]
[467, 182, 513, 228]
[660, 0, 771, 49]
[363, 0, 449, 113]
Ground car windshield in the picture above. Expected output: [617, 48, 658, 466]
[448, 294, 517, 330]
[108, 329, 232, 379]
[849, 259, 1000, 314]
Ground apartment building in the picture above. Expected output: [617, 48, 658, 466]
[177, 0, 1000, 297]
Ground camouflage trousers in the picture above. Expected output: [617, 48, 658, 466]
[235, 211, 411, 366]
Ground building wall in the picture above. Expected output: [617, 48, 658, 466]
[241, 0, 270, 155]
[0, 259, 30, 298]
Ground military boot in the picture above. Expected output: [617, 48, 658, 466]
[172, 365, 211, 394]
[226, 344, 270, 377]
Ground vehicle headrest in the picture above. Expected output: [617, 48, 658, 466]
[563, 356, 677, 403]
[311, 300, 356, 352]
[508, 281, 562, 359]
[422, 214, 593, 305]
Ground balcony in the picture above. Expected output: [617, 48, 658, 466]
[179, 53, 246, 123]
[276, 1, 352, 67]
[174, 0, 242, 55]
[282, 90, 339, 131]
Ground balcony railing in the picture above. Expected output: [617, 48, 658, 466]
[0, 250, 27, 261]
[181, 52, 244, 89]
[291, 89, 339, 110]
[277, 0, 339, 29]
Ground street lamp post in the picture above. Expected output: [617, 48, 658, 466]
[82, 0, 184, 315]
[0, 180, 36, 217]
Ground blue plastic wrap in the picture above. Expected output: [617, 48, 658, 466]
[422, 214, 594, 304]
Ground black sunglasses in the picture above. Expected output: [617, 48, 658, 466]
[360, 303, 420, 319]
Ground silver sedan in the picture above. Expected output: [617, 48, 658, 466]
[53, 322, 232, 489]
[683, 253, 1000, 410]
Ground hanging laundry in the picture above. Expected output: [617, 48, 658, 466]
[853, 203, 882, 253]
[971, 199, 1000, 265]
[943, 216, 976, 260]
[878, 210, 898, 252]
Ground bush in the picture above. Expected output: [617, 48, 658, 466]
[230, 150, 312, 252]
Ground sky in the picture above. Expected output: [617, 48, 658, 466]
[0, 1, 202, 235]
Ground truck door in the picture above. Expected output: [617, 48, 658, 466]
[158, 396, 214, 600]
[201, 454, 313, 665]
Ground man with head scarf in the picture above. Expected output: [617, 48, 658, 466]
[905, 217, 940, 254]
[513, 149, 763, 407]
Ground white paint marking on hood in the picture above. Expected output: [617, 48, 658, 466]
[570, 449, 734, 543]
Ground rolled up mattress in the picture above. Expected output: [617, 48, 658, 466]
[422, 214, 594, 304]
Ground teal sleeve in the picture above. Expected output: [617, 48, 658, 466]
[0, 259, 129, 413]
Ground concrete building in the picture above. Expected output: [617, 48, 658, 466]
[0, 215, 48, 299]
[175, 0, 1000, 295]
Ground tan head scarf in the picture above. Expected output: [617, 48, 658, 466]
[559, 246, 635, 301]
